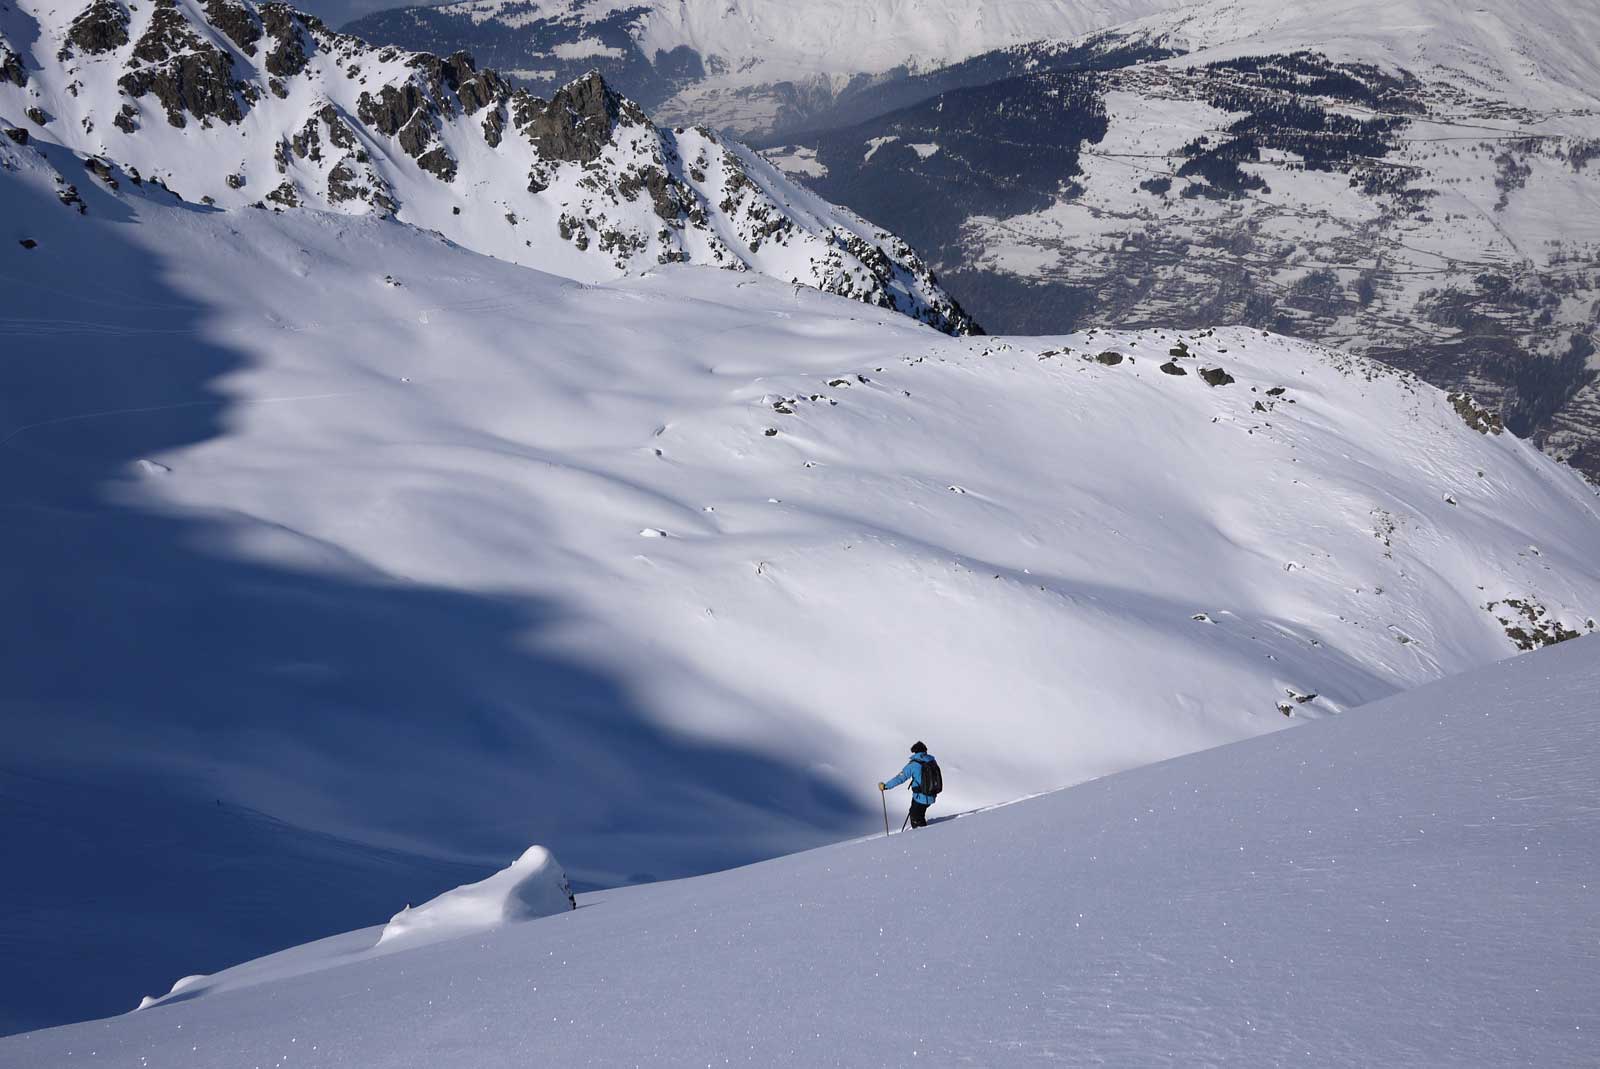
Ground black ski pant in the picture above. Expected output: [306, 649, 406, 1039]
[908, 801, 929, 829]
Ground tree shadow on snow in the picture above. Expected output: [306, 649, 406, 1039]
[0, 155, 861, 1035]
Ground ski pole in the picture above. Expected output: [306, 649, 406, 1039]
[901, 810, 910, 833]
[880, 786, 890, 837]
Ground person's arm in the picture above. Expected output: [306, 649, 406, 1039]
[881, 762, 914, 790]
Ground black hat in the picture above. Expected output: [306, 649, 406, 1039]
[910, 741, 927, 753]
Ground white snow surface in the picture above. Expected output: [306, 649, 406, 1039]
[126, 845, 572, 1011]
[375, 844, 573, 949]
[7, 634, 1599, 1064]
[4, 124, 1600, 1032]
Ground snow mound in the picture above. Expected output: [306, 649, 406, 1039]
[134, 974, 207, 1012]
[376, 846, 574, 950]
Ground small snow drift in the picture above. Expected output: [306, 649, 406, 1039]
[377, 846, 574, 950]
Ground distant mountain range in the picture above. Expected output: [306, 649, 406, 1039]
[345, 0, 1600, 481]
[343, 0, 1183, 132]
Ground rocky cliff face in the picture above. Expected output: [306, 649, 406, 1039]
[0, 0, 976, 333]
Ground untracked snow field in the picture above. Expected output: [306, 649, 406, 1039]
[4, 133, 1600, 1033]
[5, 635, 1598, 1066]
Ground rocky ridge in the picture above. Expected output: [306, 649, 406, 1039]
[0, 0, 976, 333]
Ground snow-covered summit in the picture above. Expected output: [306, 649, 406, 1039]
[0, 0, 975, 330]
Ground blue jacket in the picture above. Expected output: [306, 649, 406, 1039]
[884, 752, 937, 806]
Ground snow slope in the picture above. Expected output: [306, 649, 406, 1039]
[6, 633, 1597, 1065]
[0, 0, 972, 330]
[5, 120, 1600, 1033]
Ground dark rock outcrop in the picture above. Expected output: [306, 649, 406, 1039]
[2, 44, 28, 87]
[415, 146, 456, 182]
[358, 83, 434, 156]
[61, 0, 130, 60]
[261, 4, 308, 78]
[118, 0, 245, 128]
[203, 0, 262, 54]
[482, 106, 505, 148]
[265, 179, 298, 206]
[410, 51, 506, 115]
[618, 164, 690, 223]
[291, 116, 321, 161]
[516, 71, 637, 164]
[1449, 391, 1505, 435]
[316, 104, 359, 149]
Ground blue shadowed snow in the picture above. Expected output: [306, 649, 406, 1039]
[0, 153, 861, 1036]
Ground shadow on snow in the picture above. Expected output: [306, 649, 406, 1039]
[0, 154, 862, 1035]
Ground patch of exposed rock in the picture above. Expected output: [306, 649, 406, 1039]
[516, 70, 639, 164]
[118, 0, 245, 128]
[202, 0, 262, 54]
[60, 0, 130, 61]
[3, 43, 31, 86]
[1449, 391, 1505, 435]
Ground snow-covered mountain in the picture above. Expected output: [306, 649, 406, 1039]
[5, 106, 1600, 1034]
[343, 0, 1184, 134]
[7, 632, 1597, 1064]
[1135, 0, 1600, 109]
[0, 0, 974, 330]
[759, 0, 1600, 479]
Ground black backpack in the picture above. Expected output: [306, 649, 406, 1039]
[918, 756, 943, 798]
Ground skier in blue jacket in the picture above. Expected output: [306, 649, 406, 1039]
[879, 741, 938, 829]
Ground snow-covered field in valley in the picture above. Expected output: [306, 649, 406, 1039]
[5, 633, 1597, 1066]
